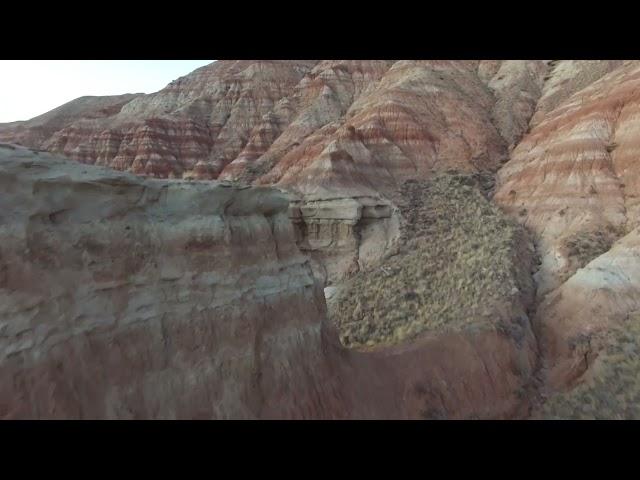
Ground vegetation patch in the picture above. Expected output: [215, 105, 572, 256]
[564, 226, 624, 269]
[329, 172, 534, 348]
[538, 312, 640, 419]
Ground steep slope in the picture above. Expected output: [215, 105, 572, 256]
[532, 229, 640, 417]
[6, 60, 640, 418]
[530, 60, 626, 127]
[0, 60, 551, 283]
[258, 60, 547, 197]
[1, 61, 319, 179]
[493, 60, 640, 417]
[0, 60, 548, 188]
[495, 60, 640, 296]
[0, 144, 541, 419]
[0, 143, 342, 419]
[0, 94, 142, 147]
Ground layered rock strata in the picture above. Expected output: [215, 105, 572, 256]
[0, 144, 343, 419]
[494, 60, 640, 416]
[0, 146, 540, 419]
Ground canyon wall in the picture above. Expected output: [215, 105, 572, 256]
[4, 60, 640, 418]
[0, 145, 539, 419]
[0, 144, 346, 419]
[494, 60, 640, 415]
[0, 61, 551, 283]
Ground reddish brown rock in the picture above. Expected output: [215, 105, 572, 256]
[530, 60, 626, 127]
[0, 145, 538, 419]
[6, 60, 640, 418]
[0, 61, 554, 285]
[492, 61, 640, 416]
[0, 60, 548, 190]
[258, 60, 547, 198]
[0, 144, 343, 419]
[495, 61, 640, 296]
[532, 228, 640, 398]
[0, 94, 142, 147]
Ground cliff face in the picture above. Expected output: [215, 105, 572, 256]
[0, 60, 550, 283]
[0, 144, 346, 419]
[4, 60, 640, 418]
[494, 60, 640, 416]
[495, 61, 640, 296]
[0, 145, 540, 419]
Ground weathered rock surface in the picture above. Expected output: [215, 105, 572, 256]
[0, 144, 345, 419]
[0, 60, 551, 193]
[530, 60, 626, 127]
[0, 62, 319, 179]
[0, 94, 143, 147]
[0, 60, 553, 286]
[494, 60, 640, 417]
[289, 195, 401, 284]
[532, 229, 640, 418]
[330, 174, 536, 347]
[0, 145, 540, 419]
[5, 60, 640, 418]
[495, 60, 640, 296]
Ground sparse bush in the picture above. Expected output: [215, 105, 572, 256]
[564, 227, 622, 268]
[330, 173, 533, 348]
[538, 312, 640, 419]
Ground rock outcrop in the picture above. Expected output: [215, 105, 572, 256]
[495, 61, 640, 296]
[5, 60, 640, 418]
[0, 60, 553, 285]
[0, 145, 541, 419]
[0, 94, 143, 148]
[532, 229, 640, 418]
[493, 60, 640, 416]
[0, 60, 547, 187]
[289, 195, 400, 284]
[0, 144, 344, 419]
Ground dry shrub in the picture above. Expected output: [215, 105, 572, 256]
[330, 173, 533, 348]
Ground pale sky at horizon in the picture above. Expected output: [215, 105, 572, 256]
[0, 60, 215, 123]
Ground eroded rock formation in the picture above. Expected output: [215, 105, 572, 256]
[495, 61, 640, 296]
[4, 60, 640, 418]
[0, 145, 542, 419]
[494, 60, 640, 417]
[0, 61, 551, 284]
[0, 144, 344, 419]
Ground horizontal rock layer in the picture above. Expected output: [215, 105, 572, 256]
[495, 61, 640, 296]
[0, 60, 548, 197]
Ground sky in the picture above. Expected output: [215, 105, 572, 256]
[0, 60, 215, 123]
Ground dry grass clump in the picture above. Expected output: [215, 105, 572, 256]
[564, 226, 623, 268]
[330, 173, 533, 348]
[538, 312, 640, 419]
